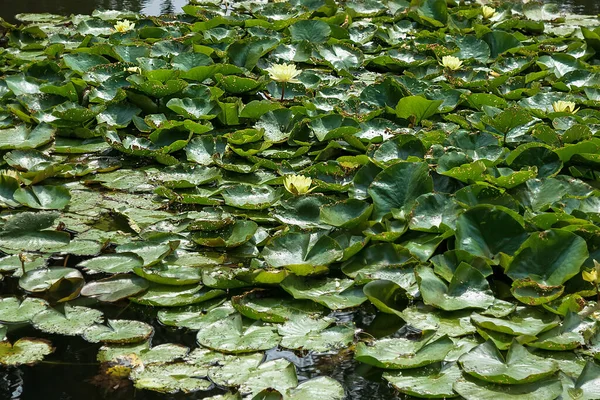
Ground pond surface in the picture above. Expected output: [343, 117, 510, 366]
[0, 0, 600, 22]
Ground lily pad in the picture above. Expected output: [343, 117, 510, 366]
[0, 338, 54, 366]
[459, 341, 559, 384]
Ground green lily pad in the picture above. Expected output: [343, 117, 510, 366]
[278, 315, 355, 352]
[281, 275, 367, 310]
[383, 362, 461, 399]
[77, 253, 144, 274]
[221, 184, 283, 210]
[455, 205, 528, 262]
[355, 333, 454, 369]
[319, 199, 373, 228]
[0, 124, 55, 150]
[0, 297, 49, 324]
[368, 162, 433, 220]
[231, 290, 325, 323]
[130, 283, 225, 307]
[131, 362, 212, 393]
[262, 232, 343, 276]
[31, 304, 104, 336]
[0, 338, 54, 366]
[196, 313, 280, 354]
[192, 220, 258, 248]
[453, 376, 563, 400]
[209, 357, 298, 396]
[506, 229, 589, 286]
[82, 319, 153, 344]
[459, 341, 559, 384]
[285, 377, 345, 400]
[470, 308, 560, 337]
[19, 267, 84, 302]
[80, 275, 149, 302]
[415, 264, 495, 311]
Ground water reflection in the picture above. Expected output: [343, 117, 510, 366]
[1, 0, 600, 23]
[0, 0, 189, 23]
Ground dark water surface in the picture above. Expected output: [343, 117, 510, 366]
[0, 0, 599, 22]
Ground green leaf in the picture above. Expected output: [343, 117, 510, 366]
[459, 341, 559, 384]
[455, 205, 528, 262]
[281, 275, 367, 310]
[0, 124, 55, 150]
[506, 229, 589, 286]
[0, 338, 54, 366]
[262, 232, 343, 275]
[416, 264, 495, 311]
[0, 297, 49, 323]
[383, 362, 461, 399]
[453, 376, 562, 400]
[278, 315, 354, 352]
[368, 162, 433, 220]
[196, 313, 280, 353]
[355, 333, 454, 369]
[82, 319, 153, 344]
[80, 275, 149, 302]
[31, 304, 104, 336]
[289, 20, 331, 43]
[396, 95, 442, 125]
[13, 185, 71, 210]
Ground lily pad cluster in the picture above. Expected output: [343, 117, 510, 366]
[1, 0, 600, 398]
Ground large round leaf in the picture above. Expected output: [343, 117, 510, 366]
[453, 376, 563, 400]
[459, 341, 559, 384]
[355, 334, 454, 369]
[368, 162, 433, 220]
[31, 304, 104, 336]
[262, 232, 343, 275]
[82, 319, 153, 344]
[196, 313, 280, 354]
[455, 205, 528, 261]
[80, 275, 150, 302]
[280, 275, 367, 310]
[416, 264, 495, 311]
[506, 229, 588, 286]
[0, 338, 54, 366]
[19, 267, 84, 302]
[383, 362, 461, 398]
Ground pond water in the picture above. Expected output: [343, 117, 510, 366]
[0, 0, 599, 22]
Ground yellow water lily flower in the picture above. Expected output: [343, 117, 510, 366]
[283, 175, 314, 195]
[482, 6, 496, 19]
[583, 269, 598, 284]
[113, 20, 135, 33]
[265, 63, 302, 84]
[440, 55, 463, 71]
[583, 259, 600, 285]
[552, 100, 579, 114]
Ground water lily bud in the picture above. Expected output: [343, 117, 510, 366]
[440, 55, 463, 71]
[552, 100, 579, 114]
[482, 6, 496, 19]
[265, 63, 302, 84]
[113, 20, 135, 33]
[124, 66, 141, 73]
[283, 174, 314, 195]
[583, 269, 598, 284]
